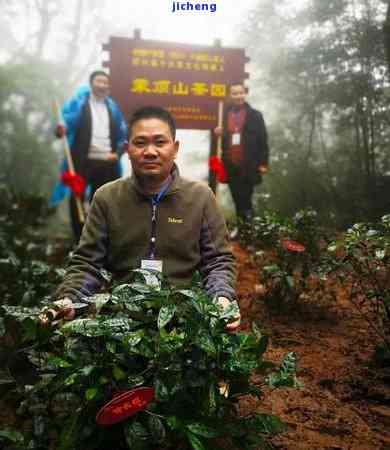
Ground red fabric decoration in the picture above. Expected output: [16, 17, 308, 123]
[281, 239, 306, 253]
[61, 171, 86, 197]
[209, 156, 228, 183]
[96, 387, 155, 426]
[55, 124, 66, 139]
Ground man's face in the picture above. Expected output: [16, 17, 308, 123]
[91, 74, 110, 99]
[128, 118, 179, 183]
[229, 84, 246, 106]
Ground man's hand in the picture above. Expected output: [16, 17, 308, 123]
[214, 126, 223, 137]
[39, 297, 75, 326]
[217, 296, 241, 332]
[257, 164, 269, 175]
[55, 124, 66, 139]
[105, 153, 119, 162]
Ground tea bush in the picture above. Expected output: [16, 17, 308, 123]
[0, 272, 299, 450]
[326, 215, 390, 358]
[242, 209, 333, 309]
[0, 184, 63, 306]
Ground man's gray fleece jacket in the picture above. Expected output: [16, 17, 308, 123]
[55, 166, 237, 306]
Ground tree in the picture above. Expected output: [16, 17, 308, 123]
[384, 0, 390, 73]
[241, 0, 389, 225]
[0, 63, 59, 194]
[0, 0, 135, 196]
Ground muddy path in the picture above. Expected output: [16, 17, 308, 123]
[233, 242, 390, 450]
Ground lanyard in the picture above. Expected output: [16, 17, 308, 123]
[232, 108, 244, 132]
[147, 177, 172, 259]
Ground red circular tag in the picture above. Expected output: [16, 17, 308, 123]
[281, 239, 306, 253]
[96, 387, 154, 426]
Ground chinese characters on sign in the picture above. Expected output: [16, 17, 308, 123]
[131, 48, 225, 72]
[104, 35, 248, 129]
[131, 78, 226, 98]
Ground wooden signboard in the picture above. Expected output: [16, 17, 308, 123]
[103, 32, 249, 130]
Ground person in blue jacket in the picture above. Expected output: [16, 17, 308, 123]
[51, 70, 127, 241]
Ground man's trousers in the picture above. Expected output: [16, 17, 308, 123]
[69, 159, 119, 242]
[227, 167, 255, 220]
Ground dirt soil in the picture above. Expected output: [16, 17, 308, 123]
[233, 242, 390, 450]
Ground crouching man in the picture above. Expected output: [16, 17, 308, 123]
[42, 106, 241, 331]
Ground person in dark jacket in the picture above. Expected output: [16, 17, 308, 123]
[51, 70, 127, 241]
[41, 106, 241, 332]
[215, 82, 269, 236]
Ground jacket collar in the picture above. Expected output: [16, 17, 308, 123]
[129, 163, 181, 197]
[227, 101, 251, 112]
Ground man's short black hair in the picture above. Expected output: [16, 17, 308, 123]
[89, 70, 110, 84]
[129, 106, 176, 140]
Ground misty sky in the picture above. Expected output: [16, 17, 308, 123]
[0, 0, 263, 189]
[110, 0, 260, 46]
[108, 0, 259, 185]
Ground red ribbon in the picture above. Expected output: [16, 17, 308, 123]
[61, 171, 86, 197]
[55, 124, 66, 139]
[209, 156, 228, 183]
[281, 239, 306, 253]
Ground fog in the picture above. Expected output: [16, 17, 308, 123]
[112, 0, 260, 46]
[1, 0, 261, 186]
[2, 0, 389, 225]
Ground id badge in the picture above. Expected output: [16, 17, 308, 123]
[141, 259, 163, 288]
[141, 259, 163, 272]
[232, 133, 241, 146]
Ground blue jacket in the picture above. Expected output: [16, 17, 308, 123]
[50, 85, 128, 205]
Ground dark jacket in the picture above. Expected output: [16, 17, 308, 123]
[55, 166, 237, 304]
[72, 99, 122, 174]
[222, 102, 269, 184]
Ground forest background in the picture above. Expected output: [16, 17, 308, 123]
[1, 0, 390, 228]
